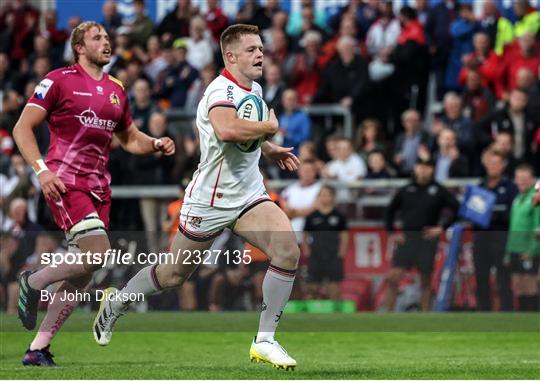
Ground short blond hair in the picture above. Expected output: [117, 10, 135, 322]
[220, 24, 260, 55]
[70, 21, 102, 63]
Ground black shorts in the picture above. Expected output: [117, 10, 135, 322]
[392, 234, 438, 275]
[307, 257, 343, 283]
[510, 253, 540, 274]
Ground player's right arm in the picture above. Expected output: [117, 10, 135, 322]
[13, 105, 66, 201]
[208, 107, 278, 142]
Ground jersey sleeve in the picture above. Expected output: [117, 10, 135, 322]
[206, 84, 235, 113]
[27, 73, 61, 113]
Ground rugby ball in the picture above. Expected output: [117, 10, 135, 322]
[235, 94, 269, 153]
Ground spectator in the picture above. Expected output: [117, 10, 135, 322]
[0, 53, 23, 93]
[415, 0, 429, 26]
[505, 163, 540, 311]
[384, 157, 459, 311]
[62, 16, 81, 64]
[526, 66, 540, 126]
[286, 1, 327, 39]
[0, 0, 40, 66]
[261, 11, 289, 53]
[473, 149, 518, 311]
[389, 6, 429, 123]
[155, 0, 193, 44]
[497, 33, 540, 100]
[478, 0, 511, 56]
[445, 2, 479, 92]
[204, 0, 229, 44]
[458, 32, 499, 94]
[156, 38, 198, 109]
[314, 36, 370, 116]
[492, 131, 518, 178]
[302, 186, 348, 300]
[329, 0, 379, 40]
[141, 35, 168, 83]
[511, 0, 540, 41]
[285, 30, 324, 105]
[475, 88, 535, 161]
[262, 63, 284, 115]
[435, 92, 474, 158]
[276, 89, 311, 156]
[298, 141, 325, 174]
[131, 111, 175, 252]
[131, 78, 156, 132]
[267, 28, 289, 67]
[425, 0, 457, 99]
[355, 118, 386, 160]
[0, 90, 23, 133]
[366, 149, 393, 180]
[319, 15, 361, 69]
[461, 69, 496, 122]
[322, 137, 367, 202]
[101, 0, 122, 36]
[366, 0, 400, 58]
[185, 64, 217, 114]
[41, 9, 68, 65]
[186, 16, 215, 71]
[128, 0, 154, 49]
[433, 128, 469, 182]
[281, 160, 322, 242]
[250, 0, 279, 31]
[393, 109, 430, 177]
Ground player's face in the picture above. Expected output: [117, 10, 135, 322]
[234, 34, 264, 80]
[82, 26, 111, 67]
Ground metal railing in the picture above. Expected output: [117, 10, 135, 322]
[165, 103, 354, 138]
[111, 178, 480, 200]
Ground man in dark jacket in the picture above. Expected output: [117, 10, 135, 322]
[384, 157, 460, 311]
[314, 35, 370, 121]
[390, 6, 430, 121]
[475, 88, 536, 162]
[473, 149, 518, 311]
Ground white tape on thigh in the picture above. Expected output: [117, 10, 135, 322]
[69, 212, 106, 241]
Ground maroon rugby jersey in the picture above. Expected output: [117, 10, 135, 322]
[27, 63, 133, 198]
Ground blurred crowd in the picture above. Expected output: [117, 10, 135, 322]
[0, 0, 539, 312]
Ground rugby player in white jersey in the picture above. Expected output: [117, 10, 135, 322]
[93, 24, 301, 370]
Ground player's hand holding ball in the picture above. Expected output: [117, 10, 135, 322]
[38, 170, 66, 201]
[153, 137, 175, 156]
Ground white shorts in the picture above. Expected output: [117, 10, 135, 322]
[178, 190, 272, 241]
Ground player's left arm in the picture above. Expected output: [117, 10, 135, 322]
[114, 124, 175, 156]
[261, 141, 300, 171]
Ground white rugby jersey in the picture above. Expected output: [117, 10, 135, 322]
[185, 69, 266, 208]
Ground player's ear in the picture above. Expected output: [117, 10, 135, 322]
[224, 50, 235, 65]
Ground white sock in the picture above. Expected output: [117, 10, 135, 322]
[111, 265, 162, 311]
[256, 264, 296, 343]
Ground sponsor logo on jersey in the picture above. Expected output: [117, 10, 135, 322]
[62, 69, 77, 75]
[109, 92, 120, 106]
[188, 216, 203, 229]
[73, 91, 92, 96]
[216, 192, 223, 199]
[34, 79, 54, 100]
[226, 85, 234, 102]
[75, 108, 117, 131]
[96, 86, 104, 95]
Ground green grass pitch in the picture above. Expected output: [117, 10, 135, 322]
[1, 312, 539, 379]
